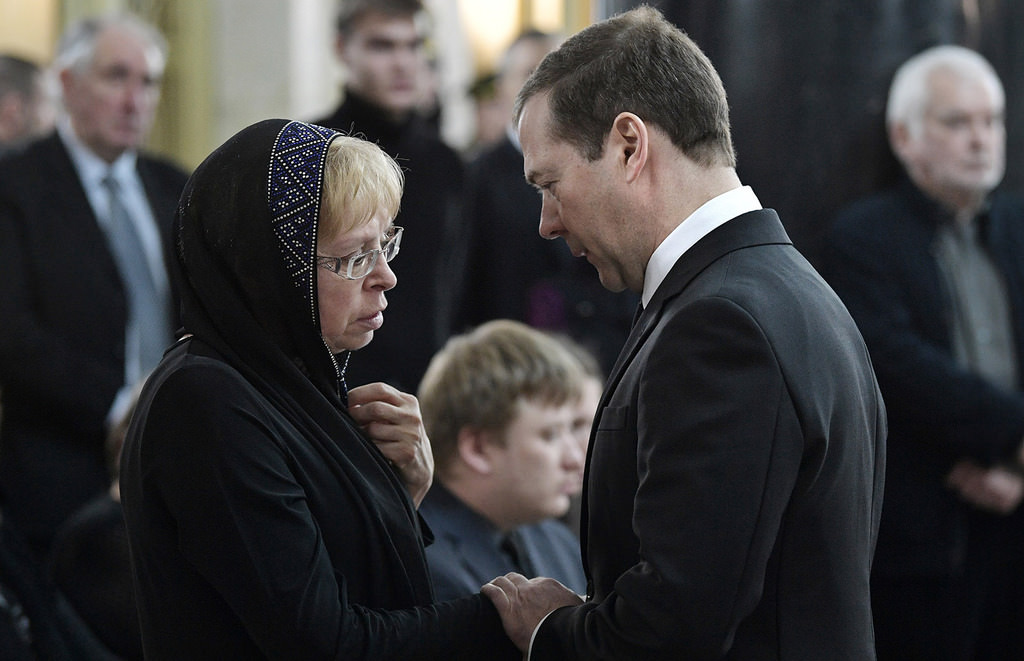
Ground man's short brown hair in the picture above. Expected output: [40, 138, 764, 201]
[514, 5, 735, 168]
[335, 0, 424, 36]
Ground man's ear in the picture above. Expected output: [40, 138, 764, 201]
[0, 94, 22, 137]
[58, 68, 75, 102]
[456, 427, 496, 475]
[888, 121, 912, 163]
[334, 33, 349, 63]
[609, 112, 649, 184]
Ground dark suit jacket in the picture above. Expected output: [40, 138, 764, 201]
[823, 180, 1024, 578]
[0, 132, 187, 553]
[121, 340, 518, 659]
[419, 483, 586, 602]
[533, 209, 886, 660]
[457, 135, 569, 327]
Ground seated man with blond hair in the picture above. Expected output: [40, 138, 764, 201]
[417, 320, 587, 601]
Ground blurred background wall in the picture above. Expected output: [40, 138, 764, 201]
[2, 0, 1022, 267]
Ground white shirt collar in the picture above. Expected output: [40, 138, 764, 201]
[57, 116, 137, 189]
[642, 185, 762, 307]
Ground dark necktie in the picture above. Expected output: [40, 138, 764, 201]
[103, 174, 170, 382]
[500, 531, 536, 577]
[632, 302, 645, 327]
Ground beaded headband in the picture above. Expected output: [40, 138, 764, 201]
[268, 120, 340, 321]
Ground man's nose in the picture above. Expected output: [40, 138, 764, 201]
[538, 198, 561, 240]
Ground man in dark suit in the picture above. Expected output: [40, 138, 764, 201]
[0, 54, 53, 156]
[0, 12, 188, 558]
[312, 0, 463, 393]
[481, 7, 886, 659]
[416, 320, 586, 602]
[824, 46, 1024, 661]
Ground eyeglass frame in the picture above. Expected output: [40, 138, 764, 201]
[316, 225, 403, 280]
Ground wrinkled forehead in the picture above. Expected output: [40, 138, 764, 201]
[928, 65, 1004, 110]
[90, 25, 165, 78]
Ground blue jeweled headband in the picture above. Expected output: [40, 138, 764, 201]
[268, 120, 339, 322]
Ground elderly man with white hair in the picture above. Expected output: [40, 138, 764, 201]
[0, 11, 187, 559]
[825, 45, 1024, 661]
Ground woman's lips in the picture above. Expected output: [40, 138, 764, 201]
[359, 310, 384, 330]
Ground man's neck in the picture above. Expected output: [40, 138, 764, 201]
[934, 189, 987, 226]
[912, 175, 990, 226]
[344, 88, 412, 124]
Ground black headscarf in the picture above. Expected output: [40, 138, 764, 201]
[173, 119, 432, 603]
[176, 119, 346, 402]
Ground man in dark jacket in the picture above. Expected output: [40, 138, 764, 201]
[824, 45, 1024, 660]
[0, 12, 187, 558]
[482, 8, 885, 659]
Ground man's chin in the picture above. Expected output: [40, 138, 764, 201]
[595, 269, 629, 294]
[375, 94, 418, 119]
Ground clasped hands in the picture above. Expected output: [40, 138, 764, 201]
[481, 573, 584, 652]
[946, 459, 1024, 515]
[348, 383, 433, 506]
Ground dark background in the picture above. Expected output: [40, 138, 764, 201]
[603, 0, 1024, 267]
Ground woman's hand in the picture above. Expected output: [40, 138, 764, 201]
[347, 383, 434, 507]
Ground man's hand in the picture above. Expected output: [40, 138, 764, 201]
[348, 383, 433, 506]
[946, 459, 1024, 515]
[481, 573, 584, 652]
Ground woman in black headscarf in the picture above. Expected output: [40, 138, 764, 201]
[119, 119, 518, 659]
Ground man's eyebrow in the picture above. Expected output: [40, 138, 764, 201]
[524, 169, 540, 186]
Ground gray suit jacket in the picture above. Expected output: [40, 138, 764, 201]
[533, 209, 886, 660]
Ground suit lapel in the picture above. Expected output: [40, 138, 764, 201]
[36, 135, 126, 287]
[578, 208, 792, 585]
[599, 209, 791, 412]
[41, 134, 103, 231]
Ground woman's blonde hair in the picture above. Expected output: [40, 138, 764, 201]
[319, 134, 405, 239]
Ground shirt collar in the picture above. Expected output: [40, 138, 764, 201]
[58, 116, 138, 189]
[642, 185, 762, 307]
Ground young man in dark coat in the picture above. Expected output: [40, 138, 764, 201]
[313, 0, 464, 393]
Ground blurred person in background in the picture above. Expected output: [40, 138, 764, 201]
[454, 29, 637, 375]
[824, 45, 1024, 661]
[0, 11, 188, 559]
[0, 54, 53, 156]
[559, 336, 603, 538]
[314, 0, 464, 393]
[50, 382, 144, 660]
[417, 320, 586, 601]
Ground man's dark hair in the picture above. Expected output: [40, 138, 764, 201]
[0, 55, 41, 100]
[335, 0, 424, 36]
[514, 5, 735, 168]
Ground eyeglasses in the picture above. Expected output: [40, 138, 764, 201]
[316, 226, 403, 280]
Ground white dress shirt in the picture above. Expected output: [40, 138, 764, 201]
[642, 185, 762, 307]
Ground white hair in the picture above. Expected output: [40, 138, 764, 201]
[886, 45, 1003, 137]
[53, 12, 167, 79]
